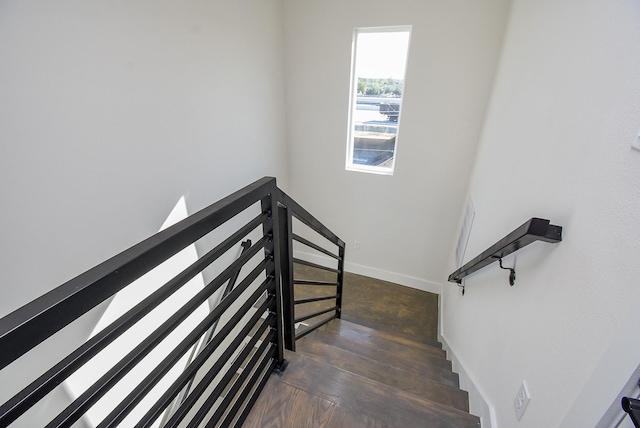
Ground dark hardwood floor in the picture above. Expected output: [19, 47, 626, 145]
[242, 267, 478, 427]
[294, 264, 439, 341]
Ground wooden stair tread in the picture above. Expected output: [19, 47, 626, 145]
[273, 351, 480, 428]
[306, 329, 458, 387]
[244, 378, 338, 427]
[312, 324, 447, 361]
[325, 318, 442, 350]
[296, 337, 469, 411]
[245, 375, 400, 427]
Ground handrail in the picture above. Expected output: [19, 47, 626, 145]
[0, 213, 267, 428]
[0, 177, 346, 428]
[277, 190, 345, 248]
[448, 217, 562, 288]
[0, 177, 274, 371]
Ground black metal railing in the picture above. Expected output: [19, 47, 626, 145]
[276, 190, 346, 349]
[0, 177, 344, 427]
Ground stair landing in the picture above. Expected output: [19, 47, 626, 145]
[243, 319, 479, 427]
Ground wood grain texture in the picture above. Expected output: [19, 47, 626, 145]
[306, 329, 458, 387]
[294, 265, 439, 341]
[296, 337, 469, 412]
[321, 318, 442, 350]
[317, 320, 446, 360]
[278, 352, 479, 428]
[326, 406, 389, 428]
[243, 266, 477, 427]
[243, 378, 337, 427]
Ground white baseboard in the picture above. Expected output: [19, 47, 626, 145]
[294, 251, 443, 295]
[440, 333, 497, 428]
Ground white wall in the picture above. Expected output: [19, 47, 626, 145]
[0, 0, 287, 424]
[0, 0, 288, 318]
[441, 1, 640, 427]
[282, 0, 511, 291]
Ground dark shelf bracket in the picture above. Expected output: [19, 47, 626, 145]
[448, 218, 562, 292]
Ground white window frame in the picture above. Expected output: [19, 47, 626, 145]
[345, 26, 412, 175]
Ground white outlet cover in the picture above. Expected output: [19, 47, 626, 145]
[514, 381, 531, 421]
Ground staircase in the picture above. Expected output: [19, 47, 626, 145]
[244, 318, 480, 427]
[0, 177, 475, 427]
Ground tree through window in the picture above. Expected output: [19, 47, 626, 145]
[346, 27, 411, 175]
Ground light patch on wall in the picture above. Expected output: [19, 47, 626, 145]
[455, 197, 476, 268]
[65, 196, 208, 427]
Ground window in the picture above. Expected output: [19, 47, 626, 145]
[346, 27, 411, 175]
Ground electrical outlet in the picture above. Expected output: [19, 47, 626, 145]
[354, 240, 361, 250]
[514, 381, 531, 421]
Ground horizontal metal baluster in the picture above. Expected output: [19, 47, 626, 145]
[211, 342, 277, 428]
[44, 238, 268, 428]
[293, 258, 339, 274]
[294, 279, 338, 286]
[294, 295, 338, 305]
[233, 347, 280, 428]
[292, 234, 340, 260]
[295, 314, 337, 340]
[137, 293, 275, 428]
[295, 306, 338, 324]
[0, 178, 349, 428]
[0, 213, 267, 428]
[97, 260, 271, 428]
[0, 178, 274, 371]
[185, 329, 276, 428]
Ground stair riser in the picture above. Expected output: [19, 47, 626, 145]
[321, 324, 447, 359]
[322, 319, 443, 350]
[244, 318, 478, 427]
[296, 338, 469, 412]
[280, 353, 480, 428]
[308, 329, 458, 387]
